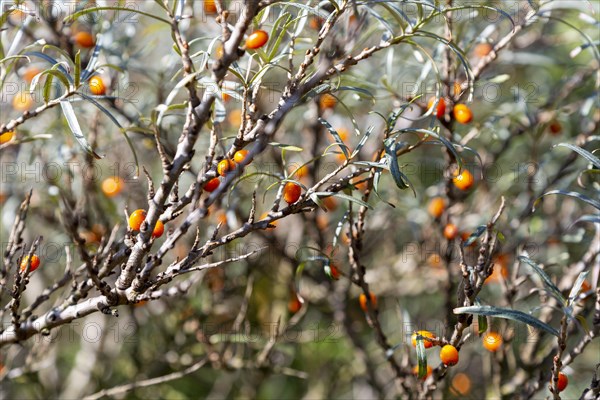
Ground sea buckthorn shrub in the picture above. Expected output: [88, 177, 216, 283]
[0, 1, 597, 399]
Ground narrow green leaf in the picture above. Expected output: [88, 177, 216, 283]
[383, 139, 416, 196]
[534, 190, 600, 211]
[74, 50, 81, 88]
[554, 143, 600, 169]
[454, 305, 559, 337]
[64, 6, 171, 25]
[568, 271, 589, 305]
[42, 73, 54, 103]
[319, 118, 349, 159]
[59, 100, 102, 159]
[269, 142, 304, 152]
[518, 256, 565, 305]
[416, 337, 427, 379]
[314, 192, 372, 210]
[462, 225, 486, 247]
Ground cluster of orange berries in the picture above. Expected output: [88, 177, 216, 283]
[427, 97, 473, 124]
[128, 209, 164, 238]
[409, 330, 459, 380]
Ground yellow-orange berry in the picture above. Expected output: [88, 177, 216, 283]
[319, 93, 337, 110]
[322, 195, 338, 211]
[359, 292, 377, 312]
[22, 66, 42, 84]
[452, 373, 472, 395]
[73, 31, 95, 48]
[228, 109, 242, 126]
[474, 42, 493, 57]
[0, 131, 15, 145]
[427, 97, 446, 119]
[453, 104, 473, 124]
[101, 176, 122, 197]
[203, 0, 217, 14]
[217, 159, 236, 176]
[233, 149, 249, 164]
[428, 197, 445, 219]
[152, 220, 165, 238]
[440, 345, 459, 366]
[556, 372, 568, 392]
[328, 264, 341, 280]
[283, 182, 302, 204]
[549, 121, 562, 135]
[89, 76, 106, 96]
[452, 169, 475, 191]
[309, 16, 323, 30]
[412, 330, 436, 348]
[12, 92, 34, 111]
[443, 223, 459, 240]
[128, 209, 147, 231]
[204, 177, 221, 192]
[20, 254, 40, 272]
[260, 212, 277, 230]
[288, 293, 302, 313]
[413, 365, 433, 380]
[482, 331, 503, 352]
[245, 30, 269, 49]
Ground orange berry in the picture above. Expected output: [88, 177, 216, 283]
[443, 223, 459, 240]
[581, 280, 591, 293]
[12, 92, 34, 111]
[316, 214, 329, 230]
[452, 373, 472, 395]
[427, 253, 442, 268]
[452, 81, 463, 96]
[260, 212, 277, 230]
[89, 76, 106, 96]
[427, 97, 446, 118]
[228, 109, 242, 126]
[128, 209, 147, 231]
[289, 163, 309, 179]
[440, 345, 459, 366]
[309, 16, 323, 30]
[233, 149, 249, 164]
[73, 31, 95, 48]
[327, 264, 341, 280]
[222, 92, 232, 103]
[22, 67, 41, 83]
[203, 0, 217, 14]
[20, 254, 40, 272]
[413, 365, 433, 380]
[319, 93, 337, 110]
[359, 292, 377, 312]
[245, 30, 269, 49]
[411, 330, 436, 348]
[428, 197, 445, 218]
[204, 177, 221, 192]
[453, 104, 473, 124]
[555, 372, 568, 392]
[336, 127, 349, 142]
[152, 220, 164, 238]
[549, 121, 562, 135]
[474, 42, 493, 57]
[283, 182, 302, 204]
[0, 131, 15, 145]
[288, 294, 302, 313]
[482, 331, 503, 352]
[452, 169, 474, 191]
[487, 255, 510, 283]
[101, 176, 123, 197]
[217, 159, 236, 176]
[322, 195, 338, 211]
